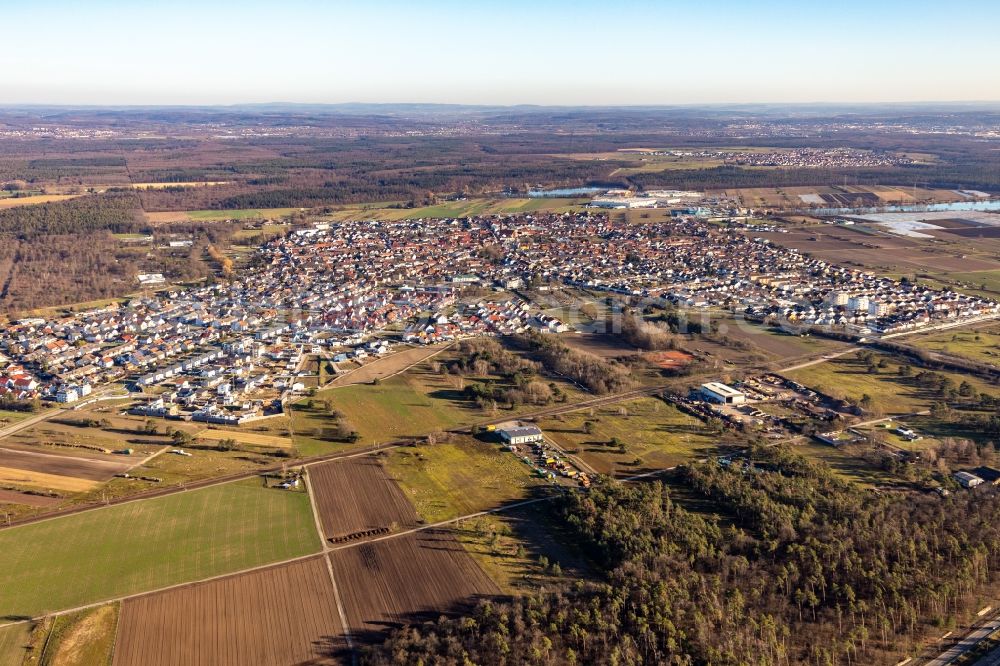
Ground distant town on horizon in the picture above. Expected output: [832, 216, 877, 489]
[3, 1, 1000, 665]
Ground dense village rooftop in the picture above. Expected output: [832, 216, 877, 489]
[1, 211, 996, 405]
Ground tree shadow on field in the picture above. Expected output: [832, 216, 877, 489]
[318, 485, 581, 661]
[321, 592, 501, 663]
[427, 388, 472, 404]
[1, 614, 31, 622]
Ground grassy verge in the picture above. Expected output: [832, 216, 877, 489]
[909, 327, 1000, 366]
[0, 409, 38, 426]
[37, 604, 118, 666]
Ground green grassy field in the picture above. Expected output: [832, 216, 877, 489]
[384, 437, 546, 523]
[784, 353, 996, 416]
[232, 224, 289, 242]
[938, 270, 1000, 297]
[186, 207, 299, 221]
[0, 479, 320, 618]
[290, 380, 464, 455]
[294, 356, 587, 450]
[715, 318, 849, 360]
[324, 197, 587, 222]
[793, 441, 896, 487]
[537, 397, 717, 475]
[910, 327, 1000, 366]
[0, 409, 36, 426]
[0, 622, 31, 665]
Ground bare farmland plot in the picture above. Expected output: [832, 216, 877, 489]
[113, 556, 345, 666]
[329, 531, 500, 644]
[309, 456, 421, 540]
[0, 445, 133, 481]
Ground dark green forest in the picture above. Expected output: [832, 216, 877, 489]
[366, 447, 1000, 665]
[0, 192, 144, 239]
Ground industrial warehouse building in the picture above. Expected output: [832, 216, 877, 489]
[954, 471, 985, 489]
[700, 382, 746, 405]
[498, 425, 544, 445]
[590, 196, 658, 209]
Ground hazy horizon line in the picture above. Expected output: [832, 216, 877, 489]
[2, 100, 1000, 111]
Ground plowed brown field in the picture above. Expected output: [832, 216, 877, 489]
[113, 556, 345, 666]
[309, 457, 420, 540]
[0, 445, 132, 480]
[0, 488, 59, 507]
[329, 530, 500, 644]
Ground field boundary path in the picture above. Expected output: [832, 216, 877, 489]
[0, 384, 135, 442]
[303, 470, 356, 664]
[0, 460, 679, 632]
[777, 347, 858, 373]
[0, 407, 62, 440]
[771, 313, 1000, 375]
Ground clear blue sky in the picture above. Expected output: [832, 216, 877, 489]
[3, 0, 998, 105]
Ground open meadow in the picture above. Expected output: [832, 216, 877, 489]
[783, 352, 998, 416]
[537, 397, 718, 475]
[323, 343, 452, 388]
[322, 197, 587, 222]
[290, 369, 469, 452]
[908, 326, 1000, 366]
[0, 479, 320, 618]
[295, 351, 587, 450]
[384, 436, 547, 523]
